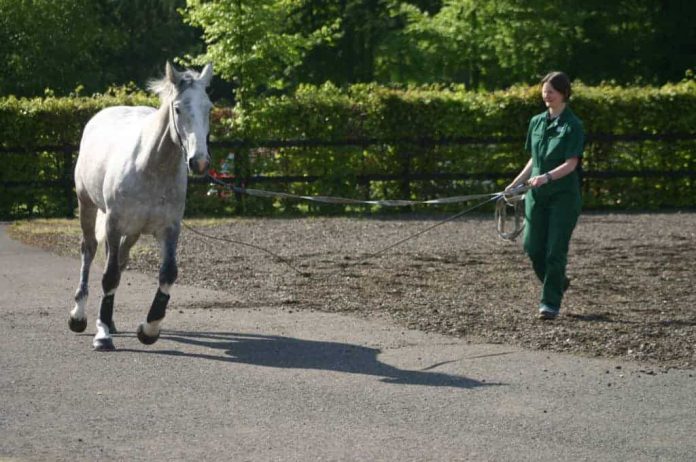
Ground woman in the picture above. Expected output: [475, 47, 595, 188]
[507, 71, 584, 320]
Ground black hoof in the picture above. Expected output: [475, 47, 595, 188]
[69, 316, 87, 333]
[93, 337, 115, 351]
[136, 324, 159, 345]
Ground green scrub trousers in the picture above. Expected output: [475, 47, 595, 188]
[523, 107, 584, 310]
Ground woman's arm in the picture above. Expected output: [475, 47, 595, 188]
[506, 159, 533, 191]
[528, 157, 579, 188]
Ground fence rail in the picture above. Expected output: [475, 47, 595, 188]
[2, 133, 696, 218]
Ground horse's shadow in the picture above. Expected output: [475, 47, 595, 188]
[118, 330, 499, 389]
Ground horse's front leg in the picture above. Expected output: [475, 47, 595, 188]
[93, 223, 123, 351]
[137, 225, 179, 345]
[70, 202, 97, 333]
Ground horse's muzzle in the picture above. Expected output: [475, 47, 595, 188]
[188, 155, 210, 175]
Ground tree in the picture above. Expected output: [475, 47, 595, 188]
[3, 0, 693, 97]
[294, 0, 401, 85]
[0, 0, 104, 96]
[567, 0, 696, 85]
[375, 0, 583, 89]
[182, 0, 339, 103]
[93, 0, 204, 89]
[649, 0, 696, 84]
[377, 0, 696, 89]
[0, 0, 202, 97]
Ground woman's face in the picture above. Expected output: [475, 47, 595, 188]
[542, 82, 565, 110]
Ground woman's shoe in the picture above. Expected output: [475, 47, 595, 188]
[538, 304, 559, 320]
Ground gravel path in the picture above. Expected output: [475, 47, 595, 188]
[10, 211, 696, 368]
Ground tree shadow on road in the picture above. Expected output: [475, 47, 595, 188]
[119, 330, 499, 389]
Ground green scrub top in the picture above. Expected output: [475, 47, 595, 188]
[525, 106, 584, 208]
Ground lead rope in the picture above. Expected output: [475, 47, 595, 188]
[182, 184, 531, 279]
[181, 220, 310, 276]
[182, 195, 497, 280]
[495, 189, 526, 241]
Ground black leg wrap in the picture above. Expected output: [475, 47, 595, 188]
[102, 270, 120, 295]
[99, 294, 115, 326]
[147, 289, 170, 323]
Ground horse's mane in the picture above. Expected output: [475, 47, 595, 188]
[147, 68, 201, 101]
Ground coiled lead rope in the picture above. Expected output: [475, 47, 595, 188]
[495, 188, 527, 241]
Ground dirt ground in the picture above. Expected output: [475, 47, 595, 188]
[9, 211, 696, 369]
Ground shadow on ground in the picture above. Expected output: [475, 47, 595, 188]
[116, 330, 499, 389]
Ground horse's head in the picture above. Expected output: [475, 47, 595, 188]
[164, 61, 214, 175]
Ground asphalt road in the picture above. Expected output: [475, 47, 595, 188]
[1, 224, 694, 461]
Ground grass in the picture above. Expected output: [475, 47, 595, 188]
[7, 217, 235, 236]
[8, 218, 81, 238]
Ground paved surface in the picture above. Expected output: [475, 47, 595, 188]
[1, 224, 694, 461]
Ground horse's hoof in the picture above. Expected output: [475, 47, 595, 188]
[69, 316, 87, 333]
[93, 338, 115, 351]
[136, 324, 159, 345]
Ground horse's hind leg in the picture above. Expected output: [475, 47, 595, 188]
[95, 233, 140, 334]
[118, 234, 140, 272]
[93, 215, 123, 351]
[137, 225, 179, 345]
[69, 201, 98, 333]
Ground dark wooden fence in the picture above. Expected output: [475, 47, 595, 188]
[1, 133, 695, 219]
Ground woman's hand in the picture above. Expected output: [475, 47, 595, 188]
[507, 159, 533, 193]
[505, 182, 525, 193]
[529, 158, 578, 188]
[529, 173, 552, 188]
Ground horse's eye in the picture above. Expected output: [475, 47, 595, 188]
[174, 106, 181, 115]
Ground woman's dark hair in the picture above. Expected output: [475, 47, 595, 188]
[541, 71, 572, 101]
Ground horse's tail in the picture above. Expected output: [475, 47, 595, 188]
[95, 210, 107, 245]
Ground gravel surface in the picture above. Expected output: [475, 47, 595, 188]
[10, 211, 696, 368]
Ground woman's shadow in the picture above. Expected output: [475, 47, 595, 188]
[121, 330, 499, 389]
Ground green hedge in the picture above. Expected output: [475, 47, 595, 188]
[1, 80, 695, 218]
[217, 81, 696, 213]
[0, 88, 155, 218]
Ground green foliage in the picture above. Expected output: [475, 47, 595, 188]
[1, 81, 695, 218]
[220, 80, 696, 212]
[0, 89, 155, 148]
[0, 0, 104, 96]
[181, 0, 340, 103]
[293, 0, 402, 85]
[2, 0, 696, 101]
[374, 0, 696, 89]
[0, 89, 155, 218]
[94, 0, 204, 88]
[182, 0, 695, 93]
[0, 0, 201, 97]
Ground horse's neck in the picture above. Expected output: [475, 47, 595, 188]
[136, 103, 181, 175]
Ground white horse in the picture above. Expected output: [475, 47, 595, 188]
[69, 62, 213, 351]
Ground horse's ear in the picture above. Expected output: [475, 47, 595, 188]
[165, 61, 180, 85]
[198, 63, 213, 88]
